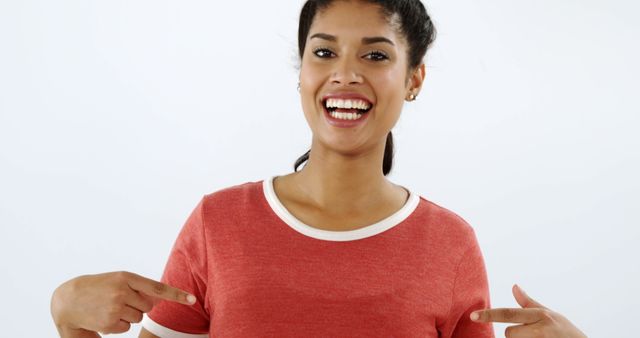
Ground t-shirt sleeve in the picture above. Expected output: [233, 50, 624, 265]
[141, 198, 210, 338]
[440, 229, 495, 338]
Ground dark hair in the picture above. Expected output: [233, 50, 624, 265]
[293, 0, 437, 176]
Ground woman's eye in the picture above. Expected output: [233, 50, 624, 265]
[313, 48, 335, 58]
[365, 51, 389, 61]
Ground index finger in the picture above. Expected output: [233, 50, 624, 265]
[470, 308, 544, 324]
[125, 272, 196, 306]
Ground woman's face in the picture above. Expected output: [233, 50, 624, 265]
[299, 0, 420, 157]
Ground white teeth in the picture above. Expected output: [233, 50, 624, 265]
[330, 111, 363, 120]
[325, 98, 371, 110]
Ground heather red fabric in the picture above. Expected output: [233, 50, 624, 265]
[142, 178, 494, 337]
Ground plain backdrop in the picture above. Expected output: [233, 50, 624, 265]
[1, 0, 638, 337]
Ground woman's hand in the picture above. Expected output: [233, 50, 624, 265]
[50, 271, 196, 337]
[470, 284, 587, 338]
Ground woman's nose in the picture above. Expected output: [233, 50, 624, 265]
[330, 57, 363, 85]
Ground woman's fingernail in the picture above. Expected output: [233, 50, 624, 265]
[470, 312, 479, 321]
[187, 294, 196, 304]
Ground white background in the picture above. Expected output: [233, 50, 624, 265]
[1, 0, 638, 337]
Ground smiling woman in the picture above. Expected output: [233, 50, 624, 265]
[293, 0, 434, 176]
[48, 1, 588, 338]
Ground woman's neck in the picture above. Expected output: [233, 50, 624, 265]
[289, 143, 400, 215]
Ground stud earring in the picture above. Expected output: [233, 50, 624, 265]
[408, 93, 417, 101]
[297, 82, 300, 92]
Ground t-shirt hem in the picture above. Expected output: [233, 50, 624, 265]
[141, 313, 208, 338]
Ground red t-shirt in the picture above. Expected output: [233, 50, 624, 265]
[141, 177, 494, 337]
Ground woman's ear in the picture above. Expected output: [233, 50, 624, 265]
[405, 63, 426, 101]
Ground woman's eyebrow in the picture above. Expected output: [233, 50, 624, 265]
[310, 33, 337, 42]
[310, 33, 395, 46]
[362, 36, 395, 46]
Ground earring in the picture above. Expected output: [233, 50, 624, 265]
[297, 82, 300, 92]
[407, 93, 417, 101]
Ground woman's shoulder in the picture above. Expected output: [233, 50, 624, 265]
[413, 194, 479, 242]
[196, 178, 268, 213]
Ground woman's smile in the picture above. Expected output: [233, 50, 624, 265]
[321, 92, 374, 128]
[298, 0, 413, 153]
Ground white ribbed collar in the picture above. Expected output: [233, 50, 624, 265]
[262, 176, 420, 242]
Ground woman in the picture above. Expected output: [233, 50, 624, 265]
[51, 0, 588, 337]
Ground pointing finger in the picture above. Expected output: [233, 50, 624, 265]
[124, 272, 196, 305]
[470, 307, 545, 324]
[125, 288, 155, 313]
